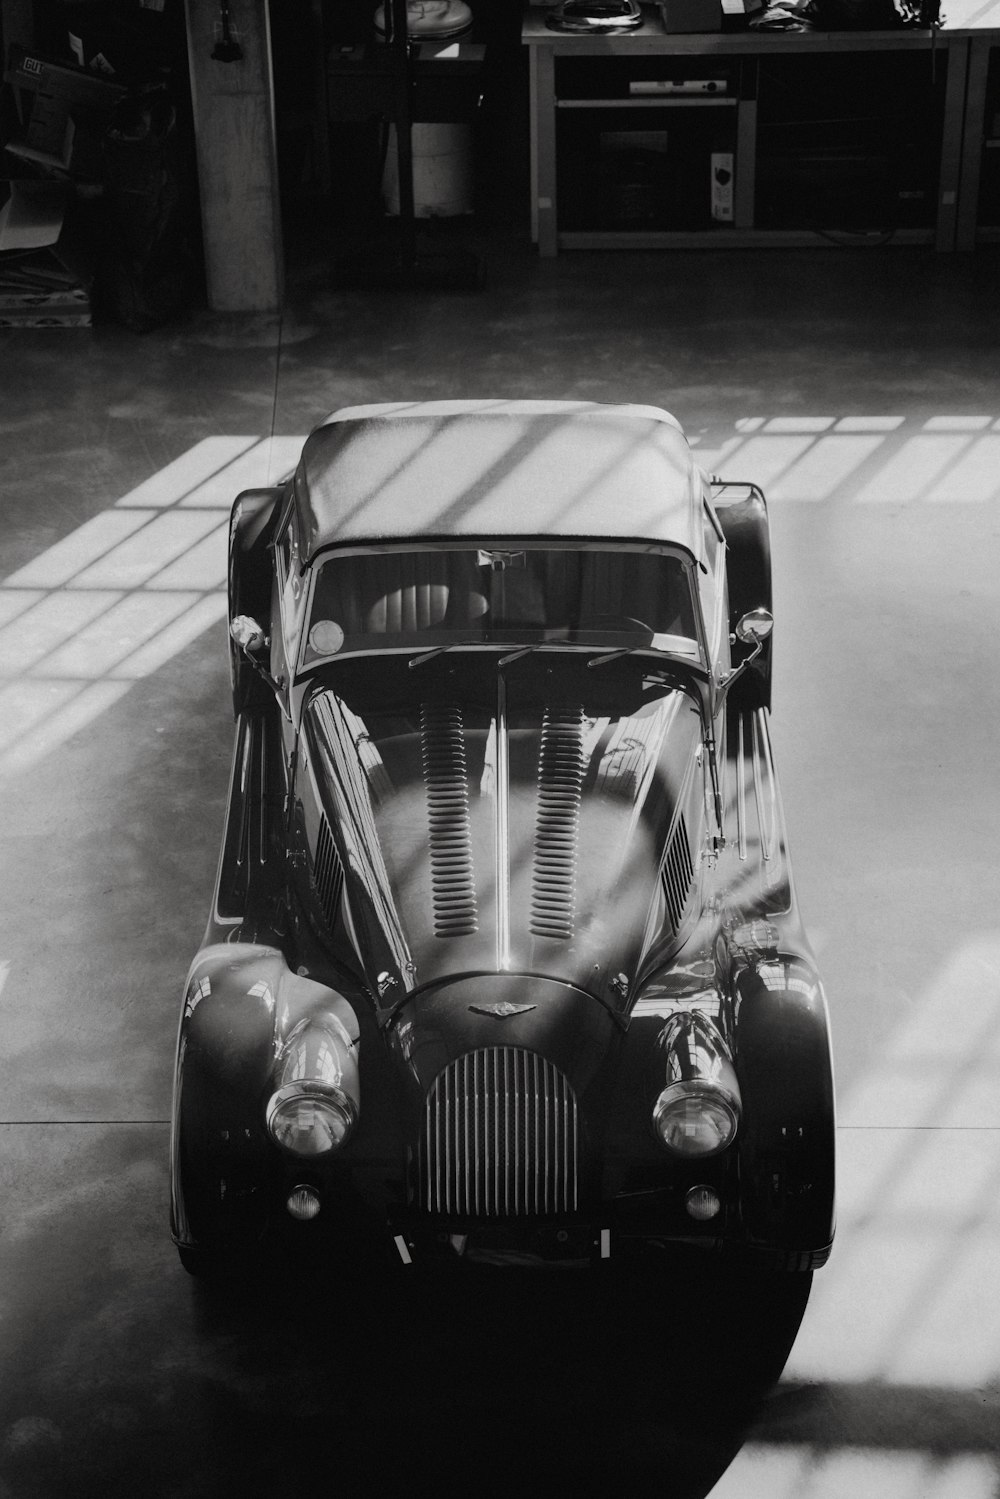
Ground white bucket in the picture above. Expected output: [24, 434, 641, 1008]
[382, 123, 474, 217]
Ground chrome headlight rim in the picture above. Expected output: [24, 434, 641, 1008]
[266, 1079, 358, 1159]
[652, 1079, 740, 1158]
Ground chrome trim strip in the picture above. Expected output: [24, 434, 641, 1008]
[492, 1049, 500, 1208]
[562, 1077, 570, 1208]
[736, 713, 747, 862]
[236, 716, 253, 875]
[257, 719, 268, 865]
[495, 672, 511, 970]
[757, 711, 779, 876]
[751, 713, 772, 863]
[445, 1061, 453, 1215]
[533, 1052, 541, 1214]
[473, 1049, 481, 1215]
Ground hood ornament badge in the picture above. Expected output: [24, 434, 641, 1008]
[469, 1002, 537, 1019]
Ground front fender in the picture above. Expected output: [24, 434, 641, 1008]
[169, 943, 360, 1251]
[732, 957, 836, 1268]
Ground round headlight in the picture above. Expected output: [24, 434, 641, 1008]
[267, 1082, 357, 1158]
[652, 1082, 738, 1157]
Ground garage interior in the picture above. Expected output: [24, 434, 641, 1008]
[1, 0, 1000, 1494]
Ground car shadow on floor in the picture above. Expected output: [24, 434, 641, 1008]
[185, 1247, 813, 1498]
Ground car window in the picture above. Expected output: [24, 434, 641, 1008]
[299, 546, 701, 668]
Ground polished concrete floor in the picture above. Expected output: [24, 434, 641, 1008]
[1, 221, 1000, 1498]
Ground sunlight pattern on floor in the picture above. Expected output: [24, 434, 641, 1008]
[4, 412, 997, 779]
[712, 935, 1000, 1495]
[0, 435, 305, 780]
[786, 934, 1000, 1389]
[690, 415, 1000, 502]
[711, 1447, 996, 1498]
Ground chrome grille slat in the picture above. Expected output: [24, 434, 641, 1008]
[421, 1047, 579, 1217]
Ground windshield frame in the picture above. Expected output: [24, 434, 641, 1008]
[289, 538, 710, 682]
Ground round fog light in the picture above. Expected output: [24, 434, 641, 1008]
[685, 1185, 721, 1222]
[287, 1184, 321, 1222]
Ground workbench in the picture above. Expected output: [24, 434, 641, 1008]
[523, 0, 1000, 252]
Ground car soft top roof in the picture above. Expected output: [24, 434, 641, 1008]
[291, 400, 706, 564]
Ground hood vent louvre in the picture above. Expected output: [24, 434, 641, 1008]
[661, 813, 694, 933]
[531, 705, 585, 940]
[421, 703, 479, 937]
[314, 814, 345, 931]
[421, 1047, 579, 1217]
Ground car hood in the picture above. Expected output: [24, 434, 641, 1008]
[301, 655, 705, 1012]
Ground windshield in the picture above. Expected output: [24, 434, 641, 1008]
[299, 545, 700, 670]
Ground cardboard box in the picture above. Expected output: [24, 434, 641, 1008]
[4, 44, 125, 177]
[0, 180, 92, 325]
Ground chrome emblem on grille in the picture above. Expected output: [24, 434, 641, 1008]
[468, 1002, 537, 1019]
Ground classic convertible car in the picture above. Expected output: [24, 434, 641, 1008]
[170, 399, 835, 1276]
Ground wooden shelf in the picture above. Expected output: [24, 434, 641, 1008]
[524, 5, 1000, 253]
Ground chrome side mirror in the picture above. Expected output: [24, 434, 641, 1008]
[230, 614, 284, 698]
[230, 615, 267, 654]
[719, 607, 774, 704]
[734, 607, 774, 646]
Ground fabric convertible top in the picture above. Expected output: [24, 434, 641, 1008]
[291, 401, 706, 564]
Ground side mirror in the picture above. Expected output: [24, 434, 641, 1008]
[734, 607, 774, 646]
[230, 614, 284, 698]
[230, 615, 267, 654]
[719, 607, 774, 705]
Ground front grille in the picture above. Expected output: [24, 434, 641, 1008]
[421, 1047, 579, 1217]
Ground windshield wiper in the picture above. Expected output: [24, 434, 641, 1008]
[409, 638, 572, 669]
[588, 646, 642, 668]
[408, 642, 477, 668]
[497, 645, 539, 666]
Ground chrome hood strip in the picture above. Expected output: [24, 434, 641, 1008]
[495, 672, 511, 971]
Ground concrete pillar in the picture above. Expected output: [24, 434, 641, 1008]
[184, 0, 284, 312]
